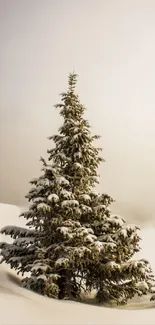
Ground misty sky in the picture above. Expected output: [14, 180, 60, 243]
[1, 0, 155, 224]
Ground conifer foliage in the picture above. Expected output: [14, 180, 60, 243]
[0, 73, 154, 304]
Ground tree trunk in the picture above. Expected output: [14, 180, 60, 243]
[58, 269, 67, 299]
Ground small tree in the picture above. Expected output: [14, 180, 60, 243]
[0, 73, 154, 304]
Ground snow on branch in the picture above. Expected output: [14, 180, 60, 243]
[37, 203, 51, 212]
[61, 200, 79, 208]
[0, 226, 35, 239]
[55, 176, 69, 186]
[48, 193, 59, 202]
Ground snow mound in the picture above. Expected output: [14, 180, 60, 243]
[0, 266, 154, 325]
[136, 227, 155, 272]
[0, 204, 25, 237]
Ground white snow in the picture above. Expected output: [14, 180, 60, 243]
[61, 189, 73, 198]
[27, 186, 44, 198]
[37, 274, 47, 281]
[61, 200, 79, 207]
[48, 193, 59, 202]
[136, 281, 149, 292]
[80, 194, 91, 201]
[81, 204, 92, 212]
[56, 152, 67, 159]
[74, 162, 83, 169]
[93, 241, 104, 251]
[1, 225, 32, 237]
[74, 151, 82, 159]
[55, 176, 69, 185]
[55, 257, 69, 267]
[1, 204, 155, 324]
[94, 205, 106, 212]
[33, 197, 45, 203]
[31, 264, 49, 272]
[37, 178, 50, 186]
[0, 266, 155, 325]
[43, 165, 57, 172]
[105, 261, 120, 269]
[37, 203, 51, 211]
[14, 237, 35, 245]
[110, 215, 125, 227]
[84, 234, 96, 243]
[103, 242, 116, 249]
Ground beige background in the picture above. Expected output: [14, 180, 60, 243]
[0, 0, 155, 225]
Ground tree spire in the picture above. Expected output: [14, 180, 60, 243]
[68, 72, 78, 93]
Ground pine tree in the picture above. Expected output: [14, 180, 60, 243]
[46, 73, 155, 303]
[0, 73, 154, 304]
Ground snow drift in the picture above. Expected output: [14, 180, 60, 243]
[0, 266, 155, 325]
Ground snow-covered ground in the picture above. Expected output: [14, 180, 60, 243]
[0, 203, 155, 325]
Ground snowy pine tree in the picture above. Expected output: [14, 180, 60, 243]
[46, 73, 155, 303]
[0, 73, 154, 304]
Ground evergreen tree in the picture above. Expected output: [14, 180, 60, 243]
[46, 73, 155, 303]
[0, 73, 154, 304]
